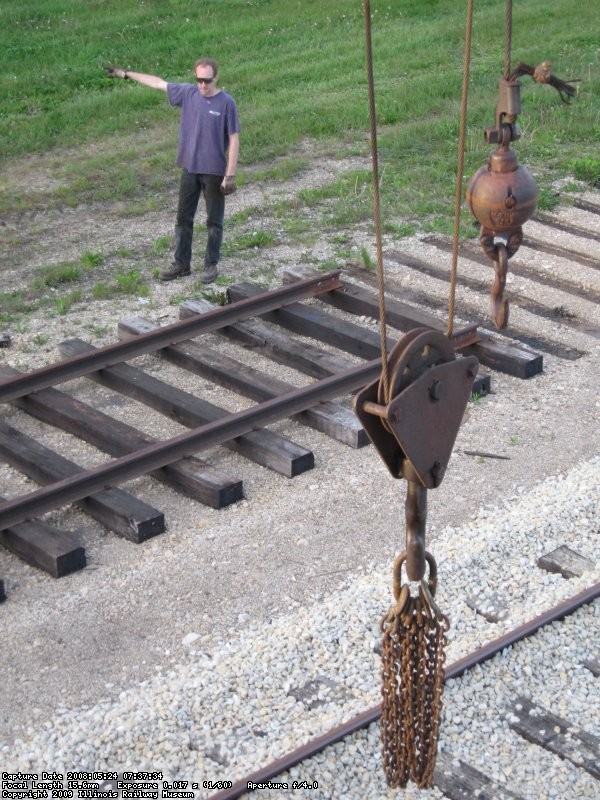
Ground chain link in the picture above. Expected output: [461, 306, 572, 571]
[380, 568, 450, 788]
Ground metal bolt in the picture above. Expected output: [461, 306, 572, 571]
[429, 380, 443, 401]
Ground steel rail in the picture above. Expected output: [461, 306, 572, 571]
[0, 357, 382, 531]
[209, 582, 600, 800]
[0, 271, 342, 404]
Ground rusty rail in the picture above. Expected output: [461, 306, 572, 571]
[0, 358, 381, 531]
[0, 271, 342, 404]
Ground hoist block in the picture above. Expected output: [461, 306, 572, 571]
[354, 329, 478, 489]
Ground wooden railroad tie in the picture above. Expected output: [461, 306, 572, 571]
[282, 266, 544, 379]
[509, 695, 600, 780]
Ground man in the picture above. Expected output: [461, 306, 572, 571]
[105, 59, 240, 283]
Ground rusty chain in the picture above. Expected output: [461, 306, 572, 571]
[380, 555, 450, 788]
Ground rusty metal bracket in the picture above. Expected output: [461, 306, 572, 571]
[484, 78, 522, 145]
[354, 329, 478, 487]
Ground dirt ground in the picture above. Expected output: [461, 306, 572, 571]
[0, 142, 598, 748]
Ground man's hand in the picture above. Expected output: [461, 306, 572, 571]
[221, 175, 237, 195]
[104, 65, 128, 79]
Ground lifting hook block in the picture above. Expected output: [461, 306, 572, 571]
[466, 77, 538, 329]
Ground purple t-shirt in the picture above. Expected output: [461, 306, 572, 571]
[167, 83, 240, 175]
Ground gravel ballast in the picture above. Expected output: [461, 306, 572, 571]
[1, 456, 598, 799]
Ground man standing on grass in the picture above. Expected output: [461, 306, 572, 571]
[105, 59, 240, 283]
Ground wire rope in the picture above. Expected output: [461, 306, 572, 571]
[363, 0, 390, 400]
[447, 0, 475, 337]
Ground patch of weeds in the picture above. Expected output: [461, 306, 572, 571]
[360, 246, 375, 271]
[560, 181, 582, 194]
[152, 235, 172, 255]
[80, 251, 103, 268]
[384, 221, 419, 238]
[215, 275, 234, 286]
[300, 251, 321, 266]
[318, 259, 342, 273]
[115, 269, 149, 296]
[223, 230, 276, 254]
[509, 435, 519, 446]
[55, 178, 89, 208]
[91, 282, 116, 300]
[298, 170, 371, 209]
[0, 290, 38, 321]
[229, 206, 260, 225]
[54, 291, 82, 315]
[201, 289, 227, 306]
[37, 263, 82, 288]
[169, 293, 188, 307]
[126, 199, 162, 216]
[280, 215, 314, 241]
[32, 333, 50, 346]
[85, 323, 109, 338]
[335, 246, 357, 262]
[470, 391, 482, 405]
[249, 263, 278, 282]
[569, 157, 600, 188]
[115, 247, 134, 259]
[330, 232, 352, 245]
[326, 197, 372, 229]
[536, 186, 560, 212]
[422, 216, 454, 236]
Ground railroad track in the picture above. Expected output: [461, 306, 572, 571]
[209, 584, 600, 800]
[0, 200, 598, 598]
[0, 199, 597, 798]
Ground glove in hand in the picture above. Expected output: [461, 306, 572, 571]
[221, 176, 237, 195]
[104, 65, 126, 79]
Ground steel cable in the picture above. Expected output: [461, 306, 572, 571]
[447, 0, 474, 337]
[363, 0, 389, 401]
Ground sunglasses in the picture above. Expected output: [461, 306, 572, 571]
[196, 76, 215, 84]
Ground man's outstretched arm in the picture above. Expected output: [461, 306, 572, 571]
[104, 65, 168, 91]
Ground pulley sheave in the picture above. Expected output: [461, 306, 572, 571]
[354, 328, 478, 488]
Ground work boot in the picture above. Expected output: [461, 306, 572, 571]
[159, 262, 191, 282]
[199, 264, 218, 284]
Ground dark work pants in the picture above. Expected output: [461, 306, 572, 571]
[174, 169, 225, 269]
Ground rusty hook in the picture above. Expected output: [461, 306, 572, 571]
[479, 228, 521, 330]
[491, 242, 510, 329]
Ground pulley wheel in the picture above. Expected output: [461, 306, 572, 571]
[378, 328, 456, 433]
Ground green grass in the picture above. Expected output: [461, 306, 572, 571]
[2, 0, 597, 169]
[569, 157, 600, 188]
[0, 0, 598, 280]
[35, 262, 82, 288]
[222, 229, 277, 254]
[54, 290, 82, 315]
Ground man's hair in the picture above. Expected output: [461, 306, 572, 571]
[194, 58, 218, 77]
